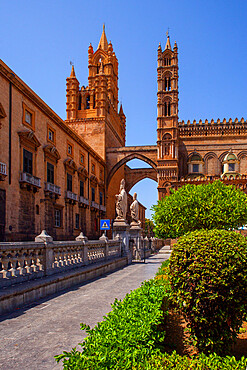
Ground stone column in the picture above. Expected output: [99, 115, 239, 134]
[112, 220, 131, 264]
[129, 223, 143, 261]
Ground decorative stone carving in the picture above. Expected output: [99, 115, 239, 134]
[130, 192, 141, 225]
[115, 179, 127, 220]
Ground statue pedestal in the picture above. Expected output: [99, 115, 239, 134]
[113, 219, 131, 264]
[129, 223, 143, 261]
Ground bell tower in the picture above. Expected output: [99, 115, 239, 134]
[157, 33, 179, 198]
[66, 25, 126, 160]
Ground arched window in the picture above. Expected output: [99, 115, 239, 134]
[164, 101, 171, 116]
[86, 96, 90, 109]
[168, 102, 171, 116]
[164, 58, 171, 66]
[162, 133, 172, 157]
[78, 94, 82, 110]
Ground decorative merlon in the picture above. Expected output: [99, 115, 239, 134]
[179, 117, 246, 126]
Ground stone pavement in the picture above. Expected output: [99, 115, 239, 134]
[0, 247, 170, 370]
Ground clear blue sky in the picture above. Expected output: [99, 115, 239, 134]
[2, 0, 247, 218]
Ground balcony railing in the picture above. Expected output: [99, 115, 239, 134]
[99, 204, 106, 212]
[0, 162, 7, 176]
[19, 172, 41, 188]
[65, 190, 78, 201]
[79, 195, 89, 206]
[91, 200, 99, 209]
[44, 182, 61, 196]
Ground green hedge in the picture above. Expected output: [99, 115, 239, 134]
[169, 229, 247, 355]
[55, 257, 247, 369]
[55, 275, 170, 369]
[136, 351, 247, 370]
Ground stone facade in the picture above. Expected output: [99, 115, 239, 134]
[1, 27, 247, 241]
[156, 34, 247, 198]
[0, 59, 107, 241]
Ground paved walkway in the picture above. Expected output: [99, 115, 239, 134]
[0, 248, 170, 370]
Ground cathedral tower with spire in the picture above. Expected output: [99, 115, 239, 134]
[66, 25, 126, 160]
[157, 33, 179, 198]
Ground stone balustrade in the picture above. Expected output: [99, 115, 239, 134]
[0, 232, 121, 289]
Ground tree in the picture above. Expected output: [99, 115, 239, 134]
[144, 218, 155, 237]
[152, 180, 247, 239]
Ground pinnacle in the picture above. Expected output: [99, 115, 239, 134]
[70, 64, 76, 77]
[97, 24, 108, 51]
[165, 35, 171, 50]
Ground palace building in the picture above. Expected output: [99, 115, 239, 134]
[0, 26, 247, 241]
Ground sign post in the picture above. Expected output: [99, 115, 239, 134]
[100, 219, 110, 237]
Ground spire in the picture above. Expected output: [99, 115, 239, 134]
[119, 104, 124, 115]
[165, 35, 171, 50]
[70, 64, 76, 77]
[98, 24, 108, 51]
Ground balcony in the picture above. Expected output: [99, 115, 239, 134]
[91, 200, 99, 210]
[99, 205, 106, 212]
[79, 195, 89, 206]
[44, 182, 61, 196]
[65, 190, 78, 202]
[0, 162, 7, 180]
[19, 172, 41, 189]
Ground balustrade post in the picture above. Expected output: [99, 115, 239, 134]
[99, 232, 109, 260]
[76, 232, 88, 265]
[35, 230, 54, 276]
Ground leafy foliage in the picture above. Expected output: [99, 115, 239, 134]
[55, 276, 171, 369]
[152, 180, 247, 239]
[135, 351, 247, 370]
[169, 229, 247, 355]
[144, 218, 155, 237]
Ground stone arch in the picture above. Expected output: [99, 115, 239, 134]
[238, 151, 247, 174]
[204, 152, 220, 176]
[107, 153, 157, 188]
[125, 169, 157, 193]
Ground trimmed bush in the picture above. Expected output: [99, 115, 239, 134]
[136, 351, 247, 369]
[152, 181, 247, 239]
[169, 229, 247, 355]
[55, 276, 170, 369]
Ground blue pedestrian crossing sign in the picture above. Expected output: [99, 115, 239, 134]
[100, 219, 110, 230]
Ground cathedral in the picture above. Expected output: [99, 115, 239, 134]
[0, 26, 246, 241]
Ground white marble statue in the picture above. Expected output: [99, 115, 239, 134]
[115, 179, 127, 220]
[130, 192, 140, 224]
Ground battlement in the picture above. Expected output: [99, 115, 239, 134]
[179, 117, 246, 126]
[178, 118, 247, 137]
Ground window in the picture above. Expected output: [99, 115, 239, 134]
[47, 127, 55, 143]
[80, 180, 84, 197]
[23, 149, 33, 174]
[80, 153, 85, 165]
[55, 209, 61, 227]
[86, 96, 90, 109]
[68, 144, 72, 155]
[25, 110, 32, 125]
[22, 103, 35, 129]
[75, 213, 80, 229]
[92, 163, 95, 174]
[67, 173, 72, 191]
[78, 95, 82, 110]
[91, 187, 95, 201]
[67, 141, 74, 157]
[193, 164, 199, 173]
[99, 191, 103, 206]
[229, 163, 235, 172]
[47, 162, 54, 184]
[100, 169, 103, 180]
